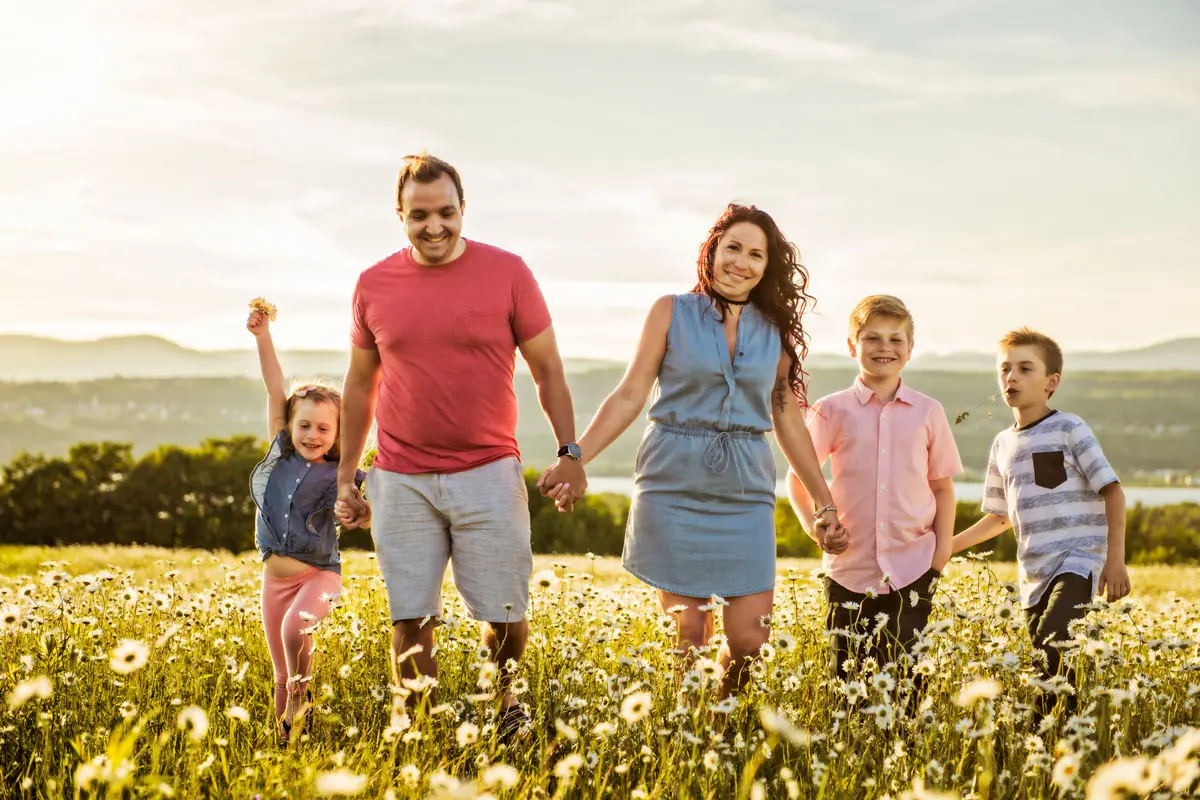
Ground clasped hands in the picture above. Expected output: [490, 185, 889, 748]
[333, 482, 371, 529]
[814, 509, 849, 555]
[536, 457, 588, 513]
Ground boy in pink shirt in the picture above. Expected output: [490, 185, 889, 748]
[787, 295, 963, 679]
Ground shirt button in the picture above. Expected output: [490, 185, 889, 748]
[287, 494, 293, 500]
[296, 478, 302, 484]
[306, 464, 311, 469]
[284, 514, 289, 519]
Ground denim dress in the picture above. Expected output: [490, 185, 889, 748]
[623, 292, 781, 598]
[250, 431, 363, 574]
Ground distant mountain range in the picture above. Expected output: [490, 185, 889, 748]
[1, 334, 1199, 382]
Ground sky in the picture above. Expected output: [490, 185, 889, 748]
[2, 0, 1198, 360]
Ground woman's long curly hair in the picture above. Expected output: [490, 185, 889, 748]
[692, 203, 815, 403]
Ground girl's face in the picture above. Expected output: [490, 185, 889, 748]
[711, 221, 768, 302]
[289, 398, 339, 462]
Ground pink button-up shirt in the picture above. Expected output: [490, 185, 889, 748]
[807, 377, 963, 594]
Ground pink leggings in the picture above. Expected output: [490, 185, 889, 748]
[261, 566, 342, 718]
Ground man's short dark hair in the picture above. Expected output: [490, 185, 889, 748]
[396, 152, 464, 211]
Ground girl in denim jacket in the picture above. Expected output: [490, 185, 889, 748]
[247, 300, 367, 743]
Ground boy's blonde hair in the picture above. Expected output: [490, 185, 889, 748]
[285, 381, 343, 461]
[998, 327, 1064, 376]
[849, 295, 914, 341]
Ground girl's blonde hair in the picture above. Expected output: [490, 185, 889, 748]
[285, 381, 344, 461]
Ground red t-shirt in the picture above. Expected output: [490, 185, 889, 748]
[350, 240, 552, 474]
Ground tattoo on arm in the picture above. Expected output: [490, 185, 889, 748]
[772, 376, 789, 413]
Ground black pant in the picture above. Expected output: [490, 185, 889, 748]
[825, 568, 941, 678]
[1025, 572, 1092, 715]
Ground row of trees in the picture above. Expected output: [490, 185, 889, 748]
[5, 370, 1200, 477]
[2, 438, 1198, 564]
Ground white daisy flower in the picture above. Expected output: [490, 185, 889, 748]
[314, 769, 367, 796]
[110, 639, 149, 675]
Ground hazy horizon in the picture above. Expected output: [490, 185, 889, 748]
[4, 0, 1198, 360]
[4, 328, 1196, 360]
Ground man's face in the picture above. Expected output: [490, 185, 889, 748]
[397, 173, 463, 265]
[998, 345, 1059, 409]
[849, 315, 913, 382]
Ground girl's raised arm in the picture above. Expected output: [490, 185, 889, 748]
[247, 306, 288, 441]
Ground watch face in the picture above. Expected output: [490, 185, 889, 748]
[560, 442, 582, 460]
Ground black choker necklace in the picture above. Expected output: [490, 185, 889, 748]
[711, 290, 751, 306]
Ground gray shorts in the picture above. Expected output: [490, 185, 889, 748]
[366, 457, 533, 624]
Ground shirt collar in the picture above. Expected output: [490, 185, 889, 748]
[852, 375, 913, 406]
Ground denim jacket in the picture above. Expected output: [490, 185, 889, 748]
[249, 431, 365, 574]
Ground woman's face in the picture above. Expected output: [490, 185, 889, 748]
[710, 221, 768, 302]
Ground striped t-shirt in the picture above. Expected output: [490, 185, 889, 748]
[981, 410, 1119, 608]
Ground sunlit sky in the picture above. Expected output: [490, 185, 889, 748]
[3, 0, 1198, 359]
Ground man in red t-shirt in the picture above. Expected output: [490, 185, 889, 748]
[335, 153, 586, 738]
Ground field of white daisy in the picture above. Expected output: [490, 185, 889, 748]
[1, 546, 1198, 799]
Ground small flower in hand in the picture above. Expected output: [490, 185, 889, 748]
[248, 297, 278, 321]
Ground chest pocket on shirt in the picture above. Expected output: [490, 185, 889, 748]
[1032, 450, 1068, 489]
[453, 312, 504, 348]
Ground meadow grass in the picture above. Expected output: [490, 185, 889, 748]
[1, 545, 1198, 798]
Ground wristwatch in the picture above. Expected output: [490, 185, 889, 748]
[557, 442, 582, 461]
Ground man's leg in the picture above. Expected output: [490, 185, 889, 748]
[444, 458, 535, 727]
[366, 468, 451, 701]
[483, 619, 530, 709]
[393, 619, 439, 685]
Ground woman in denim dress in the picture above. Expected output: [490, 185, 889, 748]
[539, 204, 846, 698]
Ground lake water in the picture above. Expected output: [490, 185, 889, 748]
[585, 477, 1199, 507]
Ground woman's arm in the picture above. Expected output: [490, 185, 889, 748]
[247, 310, 288, 441]
[538, 296, 673, 498]
[771, 354, 845, 548]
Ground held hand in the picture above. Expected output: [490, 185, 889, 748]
[335, 482, 371, 529]
[536, 465, 562, 497]
[551, 483, 576, 514]
[547, 477, 586, 514]
[1097, 561, 1131, 603]
[246, 309, 270, 337]
[334, 499, 372, 528]
[543, 457, 586, 512]
[815, 512, 849, 555]
[932, 540, 952, 573]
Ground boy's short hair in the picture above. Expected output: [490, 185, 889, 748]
[998, 327, 1064, 376]
[395, 152, 465, 211]
[849, 295, 914, 341]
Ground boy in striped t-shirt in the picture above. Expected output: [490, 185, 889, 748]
[952, 328, 1130, 714]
